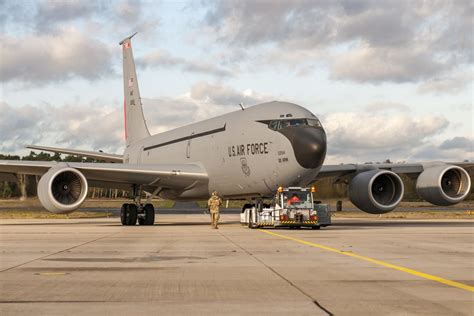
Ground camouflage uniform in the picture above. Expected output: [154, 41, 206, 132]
[207, 191, 222, 229]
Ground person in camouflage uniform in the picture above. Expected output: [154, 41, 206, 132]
[207, 191, 222, 229]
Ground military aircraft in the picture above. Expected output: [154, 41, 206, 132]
[0, 33, 471, 225]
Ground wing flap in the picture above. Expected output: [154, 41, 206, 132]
[26, 145, 123, 163]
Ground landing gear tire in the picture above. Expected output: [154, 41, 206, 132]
[312, 226, 321, 230]
[121, 203, 137, 226]
[120, 203, 128, 225]
[248, 208, 257, 229]
[142, 204, 155, 225]
[127, 204, 138, 225]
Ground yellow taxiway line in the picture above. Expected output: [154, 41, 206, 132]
[258, 229, 474, 293]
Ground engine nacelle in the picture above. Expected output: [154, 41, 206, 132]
[416, 165, 471, 206]
[349, 170, 404, 214]
[38, 167, 88, 214]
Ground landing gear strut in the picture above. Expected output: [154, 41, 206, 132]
[120, 185, 156, 226]
[247, 198, 264, 229]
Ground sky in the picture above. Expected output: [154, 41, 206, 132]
[0, 0, 472, 164]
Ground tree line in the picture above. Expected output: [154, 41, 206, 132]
[0, 152, 130, 200]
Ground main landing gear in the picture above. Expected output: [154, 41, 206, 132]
[120, 185, 156, 226]
[120, 203, 155, 226]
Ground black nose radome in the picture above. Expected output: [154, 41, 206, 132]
[279, 126, 327, 169]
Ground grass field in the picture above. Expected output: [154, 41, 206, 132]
[0, 198, 175, 219]
[0, 198, 175, 209]
[0, 210, 113, 219]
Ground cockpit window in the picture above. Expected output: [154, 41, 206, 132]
[266, 118, 322, 131]
[268, 120, 280, 130]
[307, 119, 322, 128]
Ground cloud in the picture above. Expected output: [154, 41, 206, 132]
[189, 81, 264, 106]
[115, 0, 142, 23]
[0, 0, 159, 85]
[0, 28, 114, 85]
[322, 110, 453, 163]
[35, 0, 101, 33]
[324, 112, 448, 149]
[137, 50, 234, 78]
[142, 81, 268, 134]
[0, 102, 46, 149]
[0, 1, 33, 31]
[201, 0, 473, 84]
[202, 0, 335, 47]
[439, 137, 473, 150]
[0, 81, 268, 153]
[412, 144, 473, 161]
[330, 45, 446, 83]
[364, 102, 409, 113]
[417, 72, 472, 95]
[0, 101, 123, 154]
[30, 0, 156, 35]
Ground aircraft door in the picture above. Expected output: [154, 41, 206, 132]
[186, 132, 194, 159]
[138, 146, 144, 163]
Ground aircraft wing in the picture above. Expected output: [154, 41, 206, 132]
[316, 161, 472, 214]
[318, 162, 474, 179]
[0, 161, 208, 191]
[26, 145, 123, 163]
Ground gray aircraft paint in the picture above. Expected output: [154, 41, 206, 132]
[125, 101, 324, 199]
[120, 35, 326, 199]
[120, 33, 150, 147]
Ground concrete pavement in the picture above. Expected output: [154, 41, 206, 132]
[0, 214, 473, 315]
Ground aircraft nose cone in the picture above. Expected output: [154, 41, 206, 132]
[279, 127, 327, 169]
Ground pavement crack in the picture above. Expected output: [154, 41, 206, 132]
[219, 232, 333, 315]
[313, 300, 334, 315]
[0, 232, 118, 273]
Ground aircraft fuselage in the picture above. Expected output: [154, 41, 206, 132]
[124, 101, 327, 200]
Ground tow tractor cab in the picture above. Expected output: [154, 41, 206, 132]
[241, 186, 331, 229]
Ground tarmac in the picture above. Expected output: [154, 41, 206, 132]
[0, 213, 473, 315]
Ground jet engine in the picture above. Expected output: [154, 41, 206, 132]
[348, 170, 404, 214]
[38, 167, 88, 214]
[416, 165, 471, 206]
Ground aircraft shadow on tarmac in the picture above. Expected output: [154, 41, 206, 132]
[2, 220, 472, 230]
[0, 221, 115, 226]
[0, 220, 242, 227]
[103, 220, 242, 227]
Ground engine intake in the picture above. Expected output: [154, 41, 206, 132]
[349, 170, 404, 214]
[38, 167, 88, 214]
[416, 165, 471, 206]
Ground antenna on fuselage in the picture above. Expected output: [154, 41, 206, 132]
[239, 102, 245, 111]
